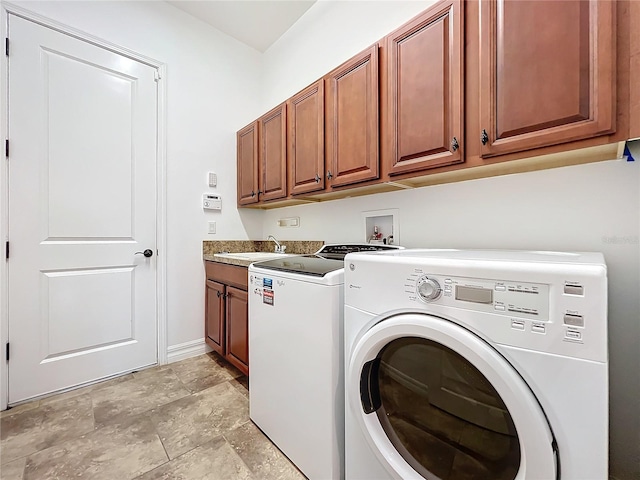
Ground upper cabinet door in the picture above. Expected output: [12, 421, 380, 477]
[237, 121, 259, 206]
[326, 45, 379, 188]
[259, 103, 287, 202]
[479, 0, 615, 158]
[288, 80, 325, 196]
[385, 0, 464, 176]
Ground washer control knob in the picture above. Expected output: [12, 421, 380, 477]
[417, 276, 442, 302]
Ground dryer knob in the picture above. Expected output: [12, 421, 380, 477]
[417, 277, 442, 302]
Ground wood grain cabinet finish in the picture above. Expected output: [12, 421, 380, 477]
[385, 0, 464, 176]
[288, 80, 325, 195]
[236, 121, 259, 206]
[204, 262, 249, 375]
[326, 44, 379, 188]
[225, 286, 249, 374]
[205, 280, 225, 355]
[479, 0, 616, 157]
[259, 103, 287, 202]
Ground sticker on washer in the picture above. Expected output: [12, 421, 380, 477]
[263, 288, 274, 306]
[263, 278, 273, 289]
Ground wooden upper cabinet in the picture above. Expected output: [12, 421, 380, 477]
[236, 121, 259, 206]
[259, 103, 287, 202]
[288, 80, 325, 195]
[385, 0, 464, 176]
[326, 44, 379, 188]
[479, 0, 615, 158]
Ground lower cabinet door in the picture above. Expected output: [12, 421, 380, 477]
[205, 280, 225, 355]
[226, 286, 249, 375]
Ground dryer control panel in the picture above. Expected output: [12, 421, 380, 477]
[414, 274, 549, 322]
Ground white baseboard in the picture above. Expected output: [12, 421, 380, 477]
[167, 339, 212, 364]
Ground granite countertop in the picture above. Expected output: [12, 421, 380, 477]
[203, 240, 324, 268]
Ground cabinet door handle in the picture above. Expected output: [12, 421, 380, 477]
[326, 171, 333, 180]
[481, 129, 489, 145]
[451, 137, 459, 152]
[314, 174, 321, 183]
[216, 291, 222, 298]
[250, 190, 255, 198]
[226, 291, 232, 299]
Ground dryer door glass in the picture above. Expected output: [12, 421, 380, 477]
[365, 336, 520, 479]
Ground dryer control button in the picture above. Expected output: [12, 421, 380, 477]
[564, 313, 584, 327]
[511, 320, 525, 330]
[531, 324, 546, 334]
[565, 330, 582, 340]
[564, 284, 584, 295]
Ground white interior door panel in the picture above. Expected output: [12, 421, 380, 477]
[7, 15, 158, 403]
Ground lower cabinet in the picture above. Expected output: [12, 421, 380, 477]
[204, 262, 249, 375]
[225, 286, 249, 373]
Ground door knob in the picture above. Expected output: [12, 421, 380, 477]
[135, 249, 154, 258]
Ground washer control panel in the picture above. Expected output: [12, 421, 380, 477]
[412, 273, 550, 321]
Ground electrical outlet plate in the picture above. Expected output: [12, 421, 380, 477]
[277, 217, 300, 227]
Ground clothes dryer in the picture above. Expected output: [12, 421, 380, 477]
[344, 249, 607, 479]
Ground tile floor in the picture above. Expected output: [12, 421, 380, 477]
[0, 353, 306, 480]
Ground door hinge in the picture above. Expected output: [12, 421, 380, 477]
[5, 241, 8, 260]
[154, 69, 161, 82]
[5, 139, 8, 158]
[5, 343, 9, 362]
[5, 38, 8, 56]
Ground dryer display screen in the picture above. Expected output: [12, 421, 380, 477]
[456, 285, 493, 304]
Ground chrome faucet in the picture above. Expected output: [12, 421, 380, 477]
[267, 235, 286, 253]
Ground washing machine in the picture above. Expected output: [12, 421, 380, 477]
[344, 249, 607, 480]
[249, 244, 401, 479]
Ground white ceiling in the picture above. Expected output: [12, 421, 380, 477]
[167, 0, 317, 52]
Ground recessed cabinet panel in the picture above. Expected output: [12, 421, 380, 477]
[226, 286, 249, 374]
[288, 81, 325, 195]
[479, 0, 615, 157]
[260, 104, 287, 202]
[386, 0, 464, 175]
[326, 45, 379, 188]
[205, 279, 225, 355]
[237, 122, 259, 206]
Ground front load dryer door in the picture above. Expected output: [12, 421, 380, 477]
[348, 313, 557, 480]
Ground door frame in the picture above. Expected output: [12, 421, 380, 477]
[0, 2, 168, 410]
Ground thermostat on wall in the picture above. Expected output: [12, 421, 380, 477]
[203, 194, 222, 210]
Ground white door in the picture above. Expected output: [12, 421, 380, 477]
[7, 15, 158, 403]
[347, 313, 557, 480]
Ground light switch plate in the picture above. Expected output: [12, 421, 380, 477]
[208, 222, 216, 234]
